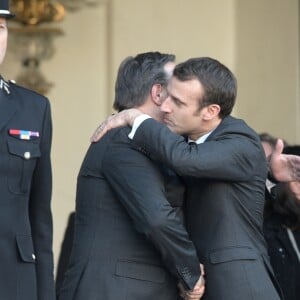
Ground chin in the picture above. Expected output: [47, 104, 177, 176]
[167, 125, 179, 134]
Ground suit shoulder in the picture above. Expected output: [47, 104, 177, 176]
[88, 127, 130, 150]
[221, 116, 259, 140]
[97, 126, 131, 144]
[81, 127, 131, 171]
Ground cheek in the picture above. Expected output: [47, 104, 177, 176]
[175, 111, 191, 124]
[187, 115, 201, 128]
[0, 35, 7, 49]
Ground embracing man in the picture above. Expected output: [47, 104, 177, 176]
[92, 57, 293, 299]
[58, 52, 204, 300]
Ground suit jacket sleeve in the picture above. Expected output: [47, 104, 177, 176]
[101, 131, 200, 290]
[29, 99, 55, 300]
[132, 118, 267, 181]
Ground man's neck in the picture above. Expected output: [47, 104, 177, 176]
[137, 103, 162, 122]
[188, 118, 222, 141]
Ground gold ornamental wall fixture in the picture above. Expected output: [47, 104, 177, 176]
[10, 0, 65, 25]
[9, 0, 103, 95]
[9, 0, 65, 94]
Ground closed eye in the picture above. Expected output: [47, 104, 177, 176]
[170, 96, 186, 107]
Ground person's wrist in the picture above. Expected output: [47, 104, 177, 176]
[128, 108, 142, 126]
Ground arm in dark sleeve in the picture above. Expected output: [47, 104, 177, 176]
[102, 137, 200, 290]
[55, 212, 75, 296]
[29, 99, 55, 300]
[132, 118, 266, 181]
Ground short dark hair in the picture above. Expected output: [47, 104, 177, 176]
[113, 52, 175, 111]
[173, 57, 237, 118]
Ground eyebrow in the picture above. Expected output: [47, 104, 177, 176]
[169, 92, 187, 106]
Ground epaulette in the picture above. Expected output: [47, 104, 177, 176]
[0, 77, 11, 95]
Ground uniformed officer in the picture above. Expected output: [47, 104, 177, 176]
[0, 1, 55, 299]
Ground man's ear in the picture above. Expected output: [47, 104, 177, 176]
[203, 104, 221, 120]
[151, 84, 164, 105]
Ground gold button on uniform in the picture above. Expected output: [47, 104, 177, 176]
[24, 152, 31, 160]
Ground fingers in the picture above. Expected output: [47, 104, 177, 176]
[180, 285, 205, 300]
[291, 155, 300, 181]
[90, 122, 107, 142]
[271, 139, 300, 182]
[196, 264, 205, 289]
[273, 139, 284, 156]
[90, 108, 143, 143]
[179, 270, 206, 300]
[90, 115, 115, 143]
[200, 263, 205, 276]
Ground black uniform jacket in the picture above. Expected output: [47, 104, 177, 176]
[0, 79, 54, 300]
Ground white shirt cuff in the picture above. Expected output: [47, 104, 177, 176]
[128, 114, 151, 139]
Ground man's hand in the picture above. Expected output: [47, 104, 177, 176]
[90, 108, 142, 142]
[178, 264, 205, 300]
[269, 139, 300, 182]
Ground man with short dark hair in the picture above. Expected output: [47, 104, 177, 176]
[58, 52, 204, 300]
[92, 57, 284, 299]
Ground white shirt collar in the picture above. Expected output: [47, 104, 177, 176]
[188, 130, 213, 144]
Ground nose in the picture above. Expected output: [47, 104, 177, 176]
[161, 96, 172, 113]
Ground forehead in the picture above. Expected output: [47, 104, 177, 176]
[168, 76, 204, 103]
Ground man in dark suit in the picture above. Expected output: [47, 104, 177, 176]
[58, 52, 204, 300]
[92, 57, 285, 299]
[0, 1, 55, 299]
